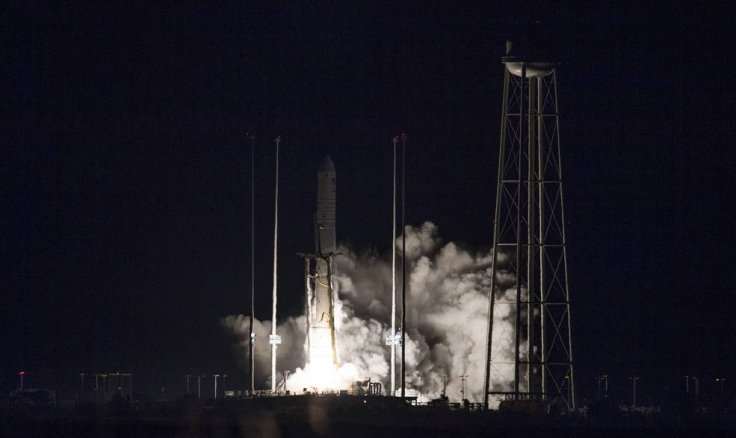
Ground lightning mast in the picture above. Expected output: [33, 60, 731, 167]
[391, 136, 398, 396]
[270, 136, 282, 393]
[483, 40, 575, 409]
[400, 133, 407, 400]
[248, 133, 255, 395]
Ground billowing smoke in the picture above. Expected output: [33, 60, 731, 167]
[223, 221, 518, 405]
[221, 314, 307, 388]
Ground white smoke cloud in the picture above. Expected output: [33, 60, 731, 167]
[221, 314, 306, 388]
[223, 221, 518, 406]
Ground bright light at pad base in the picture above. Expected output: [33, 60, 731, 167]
[287, 362, 360, 393]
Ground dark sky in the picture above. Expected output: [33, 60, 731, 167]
[3, 2, 735, 403]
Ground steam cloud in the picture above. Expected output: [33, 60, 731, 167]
[222, 221, 517, 404]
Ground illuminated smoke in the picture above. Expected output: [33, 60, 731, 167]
[221, 314, 306, 388]
[223, 221, 519, 404]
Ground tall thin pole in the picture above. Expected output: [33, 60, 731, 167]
[271, 136, 280, 393]
[400, 133, 407, 400]
[391, 136, 397, 396]
[630, 377, 639, 407]
[248, 134, 255, 395]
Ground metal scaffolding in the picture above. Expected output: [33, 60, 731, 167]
[483, 53, 575, 410]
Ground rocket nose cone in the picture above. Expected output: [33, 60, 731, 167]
[319, 155, 335, 173]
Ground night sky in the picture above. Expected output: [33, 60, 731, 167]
[3, 2, 735, 404]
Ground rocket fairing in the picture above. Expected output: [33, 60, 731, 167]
[305, 156, 338, 373]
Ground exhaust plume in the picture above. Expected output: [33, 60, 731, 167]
[223, 221, 518, 404]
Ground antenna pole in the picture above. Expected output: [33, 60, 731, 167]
[270, 136, 281, 393]
[391, 136, 398, 396]
[400, 133, 407, 400]
[248, 133, 255, 395]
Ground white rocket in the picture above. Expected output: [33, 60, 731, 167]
[305, 156, 338, 375]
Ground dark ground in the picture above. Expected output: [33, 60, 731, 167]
[2, 394, 735, 437]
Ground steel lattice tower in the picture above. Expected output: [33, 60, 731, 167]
[483, 47, 575, 410]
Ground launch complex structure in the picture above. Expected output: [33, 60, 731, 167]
[483, 40, 575, 410]
[248, 40, 575, 409]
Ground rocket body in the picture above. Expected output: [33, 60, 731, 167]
[315, 156, 336, 256]
[306, 156, 338, 375]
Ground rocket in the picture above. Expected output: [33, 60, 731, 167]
[305, 156, 338, 375]
[315, 156, 336, 255]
